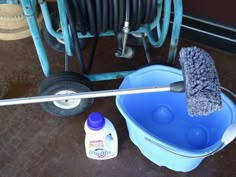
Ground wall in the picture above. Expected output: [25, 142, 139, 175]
[183, 0, 236, 27]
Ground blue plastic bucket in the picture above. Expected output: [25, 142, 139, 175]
[116, 65, 236, 172]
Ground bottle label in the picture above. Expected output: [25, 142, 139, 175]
[89, 140, 104, 148]
[88, 140, 114, 159]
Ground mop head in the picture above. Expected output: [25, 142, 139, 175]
[179, 46, 222, 116]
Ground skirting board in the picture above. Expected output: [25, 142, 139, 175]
[174, 15, 236, 54]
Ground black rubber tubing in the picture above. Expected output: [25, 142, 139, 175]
[141, 0, 146, 23]
[113, 0, 119, 33]
[71, 0, 155, 33]
[65, 0, 87, 73]
[134, 0, 143, 31]
[130, 0, 137, 31]
[144, 0, 152, 24]
[77, 0, 88, 34]
[86, 0, 96, 35]
[95, 0, 102, 33]
[80, 0, 89, 32]
[108, 0, 113, 30]
[72, 0, 86, 34]
[102, 0, 108, 32]
[87, 34, 99, 72]
[118, 0, 125, 31]
[63, 0, 157, 74]
[149, 0, 157, 24]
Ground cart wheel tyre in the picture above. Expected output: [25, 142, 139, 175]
[38, 72, 94, 117]
[42, 12, 86, 53]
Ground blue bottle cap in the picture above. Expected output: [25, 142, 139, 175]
[87, 112, 105, 130]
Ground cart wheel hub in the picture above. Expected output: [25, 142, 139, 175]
[53, 90, 81, 109]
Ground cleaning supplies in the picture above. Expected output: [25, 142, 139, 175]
[84, 112, 118, 160]
[179, 46, 222, 116]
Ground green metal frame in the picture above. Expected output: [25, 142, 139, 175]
[20, 0, 183, 79]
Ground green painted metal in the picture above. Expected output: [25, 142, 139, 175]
[57, 0, 73, 56]
[168, 0, 183, 63]
[20, 0, 183, 79]
[145, 0, 170, 48]
[86, 71, 133, 82]
[21, 0, 51, 77]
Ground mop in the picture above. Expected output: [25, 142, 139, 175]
[0, 47, 223, 117]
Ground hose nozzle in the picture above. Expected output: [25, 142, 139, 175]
[122, 21, 130, 55]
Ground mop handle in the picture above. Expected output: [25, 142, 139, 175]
[0, 81, 184, 106]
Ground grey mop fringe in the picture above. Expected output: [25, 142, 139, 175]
[179, 46, 222, 116]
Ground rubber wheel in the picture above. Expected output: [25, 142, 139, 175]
[38, 72, 94, 117]
[42, 12, 87, 53]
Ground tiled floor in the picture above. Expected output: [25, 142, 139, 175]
[0, 29, 235, 177]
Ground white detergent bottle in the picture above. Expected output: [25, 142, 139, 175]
[84, 112, 118, 160]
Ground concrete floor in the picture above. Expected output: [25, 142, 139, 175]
[0, 32, 236, 177]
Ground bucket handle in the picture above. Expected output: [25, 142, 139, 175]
[144, 137, 223, 159]
[145, 124, 236, 158]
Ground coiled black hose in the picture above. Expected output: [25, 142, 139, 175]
[80, 0, 89, 32]
[149, 0, 157, 24]
[113, 0, 119, 32]
[65, 0, 86, 73]
[130, 0, 137, 30]
[96, 0, 102, 33]
[134, 0, 143, 31]
[118, 0, 125, 31]
[144, 0, 151, 24]
[108, 0, 113, 30]
[86, 0, 96, 35]
[71, 0, 157, 34]
[102, 0, 108, 32]
[64, 0, 157, 73]
[72, 0, 86, 35]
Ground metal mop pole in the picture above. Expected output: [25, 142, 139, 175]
[0, 81, 184, 106]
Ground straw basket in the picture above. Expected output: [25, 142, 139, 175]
[0, 3, 43, 40]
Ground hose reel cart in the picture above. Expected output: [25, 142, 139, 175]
[12, 0, 183, 116]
